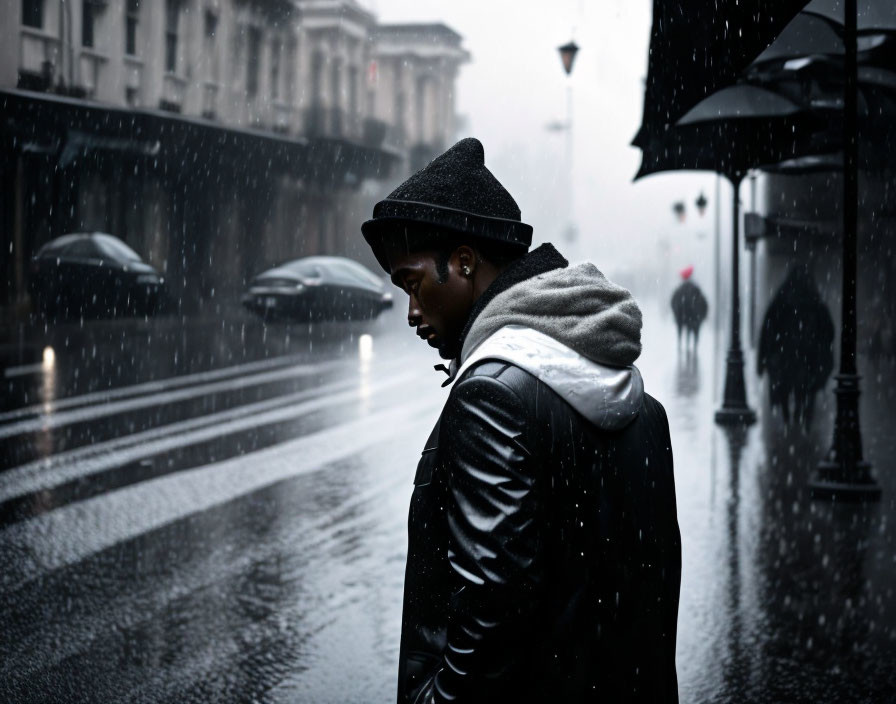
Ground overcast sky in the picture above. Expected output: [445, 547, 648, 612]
[363, 0, 724, 284]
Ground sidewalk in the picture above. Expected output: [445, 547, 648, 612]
[639, 306, 896, 703]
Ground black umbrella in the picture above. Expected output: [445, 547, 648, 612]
[636, 85, 815, 181]
[805, 0, 896, 32]
[636, 84, 819, 425]
[634, 0, 811, 152]
[751, 12, 844, 67]
[744, 0, 887, 498]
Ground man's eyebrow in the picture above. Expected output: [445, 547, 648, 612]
[390, 267, 411, 287]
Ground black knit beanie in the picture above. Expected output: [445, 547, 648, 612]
[361, 138, 533, 272]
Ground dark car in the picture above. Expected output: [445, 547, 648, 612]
[30, 233, 165, 318]
[242, 256, 393, 322]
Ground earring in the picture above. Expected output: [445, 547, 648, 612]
[462, 266, 471, 276]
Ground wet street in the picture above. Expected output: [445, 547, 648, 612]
[1, 299, 895, 703]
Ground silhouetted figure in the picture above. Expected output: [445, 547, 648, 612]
[757, 266, 834, 428]
[670, 266, 708, 352]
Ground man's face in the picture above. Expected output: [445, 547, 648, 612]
[387, 246, 474, 360]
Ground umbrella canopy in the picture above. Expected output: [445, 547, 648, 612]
[750, 57, 896, 170]
[805, 0, 896, 32]
[633, 0, 811, 151]
[751, 12, 844, 67]
[763, 153, 845, 174]
[635, 85, 818, 181]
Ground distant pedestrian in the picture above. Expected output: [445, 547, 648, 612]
[670, 266, 708, 352]
[757, 265, 834, 428]
[361, 138, 681, 704]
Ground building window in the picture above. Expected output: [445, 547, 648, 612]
[284, 38, 297, 104]
[270, 38, 281, 101]
[22, 0, 42, 28]
[126, 86, 138, 106]
[204, 10, 219, 82]
[165, 0, 180, 73]
[395, 91, 406, 135]
[125, 0, 140, 56]
[82, 2, 95, 48]
[311, 50, 322, 104]
[348, 66, 358, 118]
[247, 26, 261, 97]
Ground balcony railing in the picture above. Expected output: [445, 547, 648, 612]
[304, 104, 374, 141]
[19, 27, 60, 88]
[272, 101, 294, 132]
[123, 55, 143, 95]
[79, 49, 108, 98]
[202, 82, 219, 119]
[162, 73, 188, 112]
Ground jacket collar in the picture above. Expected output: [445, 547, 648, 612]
[456, 242, 568, 357]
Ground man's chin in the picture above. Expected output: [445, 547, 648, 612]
[436, 341, 458, 360]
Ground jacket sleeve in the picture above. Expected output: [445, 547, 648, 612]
[428, 371, 544, 703]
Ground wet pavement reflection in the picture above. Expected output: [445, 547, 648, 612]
[0, 298, 894, 702]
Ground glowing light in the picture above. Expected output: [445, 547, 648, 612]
[358, 334, 374, 406]
[359, 334, 374, 362]
[42, 346, 55, 369]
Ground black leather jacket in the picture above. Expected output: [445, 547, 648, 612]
[398, 360, 681, 704]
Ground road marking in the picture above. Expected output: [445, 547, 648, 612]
[0, 393, 440, 592]
[0, 358, 351, 440]
[0, 351, 328, 424]
[3, 362, 45, 379]
[0, 445, 419, 684]
[0, 362, 416, 505]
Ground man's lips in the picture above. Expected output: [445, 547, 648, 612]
[417, 327, 440, 347]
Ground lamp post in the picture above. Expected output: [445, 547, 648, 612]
[696, 192, 708, 217]
[673, 201, 686, 223]
[714, 172, 756, 426]
[746, 172, 758, 348]
[810, 0, 880, 501]
[558, 41, 579, 244]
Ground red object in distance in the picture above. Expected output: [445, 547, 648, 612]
[680, 265, 694, 280]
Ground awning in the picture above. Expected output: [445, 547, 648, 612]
[0, 88, 398, 183]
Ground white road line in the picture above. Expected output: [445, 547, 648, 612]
[0, 449, 417, 684]
[0, 363, 417, 504]
[0, 351, 322, 423]
[0, 394, 439, 591]
[3, 363, 45, 379]
[0, 358, 349, 440]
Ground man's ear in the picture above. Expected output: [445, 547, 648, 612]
[453, 245, 477, 278]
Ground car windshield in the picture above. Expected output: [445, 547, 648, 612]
[36, 235, 83, 257]
[282, 260, 324, 279]
[338, 260, 385, 288]
[94, 235, 143, 262]
[63, 238, 103, 258]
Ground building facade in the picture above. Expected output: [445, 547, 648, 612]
[1, 0, 469, 317]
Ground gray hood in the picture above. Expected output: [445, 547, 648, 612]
[455, 264, 644, 430]
[462, 263, 642, 367]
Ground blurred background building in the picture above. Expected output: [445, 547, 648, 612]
[0, 0, 469, 317]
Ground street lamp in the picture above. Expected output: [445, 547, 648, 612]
[557, 40, 579, 245]
[673, 201, 686, 223]
[696, 191, 708, 217]
[810, 0, 880, 501]
[558, 41, 579, 75]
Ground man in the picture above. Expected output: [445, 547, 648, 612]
[362, 138, 681, 703]
[670, 266, 709, 352]
[757, 264, 834, 428]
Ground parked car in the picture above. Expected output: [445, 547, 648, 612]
[30, 233, 165, 318]
[242, 256, 393, 322]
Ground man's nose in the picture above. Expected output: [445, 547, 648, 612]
[408, 300, 422, 327]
